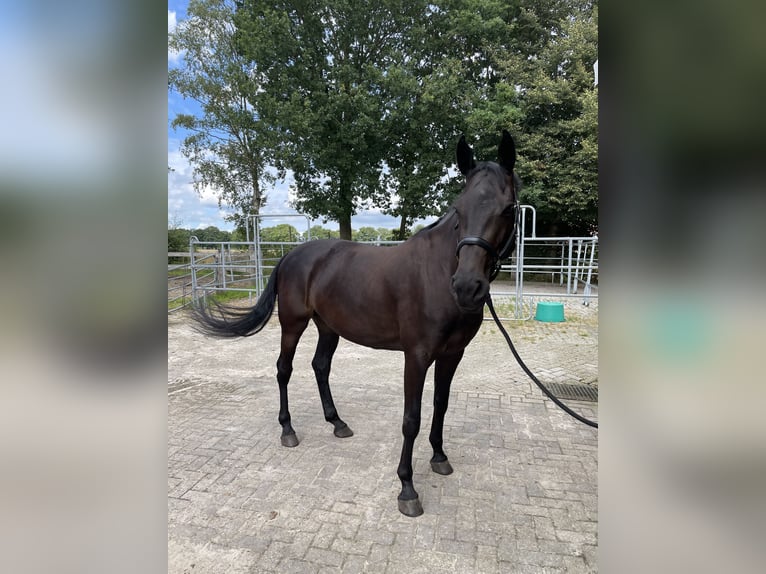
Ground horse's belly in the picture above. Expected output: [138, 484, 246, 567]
[341, 332, 404, 352]
[315, 308, 403, 352]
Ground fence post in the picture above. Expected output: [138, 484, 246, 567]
[566, 238, 573, 294]
[514, 206, 526, 319]
[219, 243, 226, 288]
[583, 237, 597, 305]
[559, 241, 566, 286]
[189, 236, 198, 303]
[573, 239, 583, 294]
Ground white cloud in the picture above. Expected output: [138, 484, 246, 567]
[167, 140, 432, 232]
[168, 10, 177, 33]
[168, 11, 184, 65]
[198, 184, 220, 206]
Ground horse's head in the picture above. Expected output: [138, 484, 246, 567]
[451, 130, 520, 312]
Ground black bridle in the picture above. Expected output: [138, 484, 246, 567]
[455, 200, 520, 282]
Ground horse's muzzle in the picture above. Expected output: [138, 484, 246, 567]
[450, 273, 489, 312]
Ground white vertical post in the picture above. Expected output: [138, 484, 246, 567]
[573, 239, 583, 294]
[567, 238, 573, 294]
[255, 217, 263, 297]
[559, 242, 566, 286]
[583, 237, 597, 305]
[514, 207, 526, 319]
[220, 243, 226, 288]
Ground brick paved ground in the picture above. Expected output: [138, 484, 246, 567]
[168, 288, 598, 573]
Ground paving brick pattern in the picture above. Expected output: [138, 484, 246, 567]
[169, 294, 598, 573]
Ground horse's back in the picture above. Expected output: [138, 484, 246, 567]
[279, 239, 396, 283]
[277, 239, 409, 348]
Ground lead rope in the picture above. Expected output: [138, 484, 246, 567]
[485, 294, 599, 429]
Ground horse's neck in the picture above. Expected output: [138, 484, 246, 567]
[412, 210, 460, 264]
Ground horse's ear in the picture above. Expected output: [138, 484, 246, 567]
[498, 129, 516, 173]
[457, 135, 476, 175]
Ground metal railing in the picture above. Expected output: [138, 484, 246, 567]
[494, 236, 599, 315]
[171, 208, 597, 319]
[168, 252, 195, 312]
[176, 239, 597, 320]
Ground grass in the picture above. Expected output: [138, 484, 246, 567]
[168, 267, 192, 278]
[485, 300, 519, 318]
[168, 288, 254, 312]
[206, 289, 254, 304]
[168, 298, 189, 311]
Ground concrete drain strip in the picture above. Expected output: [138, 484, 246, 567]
[546, 382, 598, 402]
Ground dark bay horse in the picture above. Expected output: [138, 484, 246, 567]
[194, 131, 520, 517]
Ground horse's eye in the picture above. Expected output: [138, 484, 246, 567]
[502, 206, 516, 218]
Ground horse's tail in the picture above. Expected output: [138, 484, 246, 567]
[192, 258, 281, 338]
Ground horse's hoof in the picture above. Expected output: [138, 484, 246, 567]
[281, 433, 299, 447]
[430, 459, 454, 475]
[398, 496, 424, 517]
[333, 424, 354, 438]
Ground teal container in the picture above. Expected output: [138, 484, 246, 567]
[535, 302, 565, 322]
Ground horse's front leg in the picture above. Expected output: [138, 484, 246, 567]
[397, 351, 432, 517]
[429, 350, 464, 475]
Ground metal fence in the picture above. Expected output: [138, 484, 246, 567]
[168, 251, 195, 312]
[169, 209, 598, 319]
[492, 235, 598, 319]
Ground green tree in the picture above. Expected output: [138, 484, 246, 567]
[174, 0, 597, 240]
[259, 223, 300, 259]
[352, 226, 381, 242]
[451, 0, 598, 236]
[168, 213, 190, 252]
[168, 228, 191, 252]
[376, 6, 469, 238]
[230, 227, 247, 242]
[169, 0, 279, 231]
[191, 225, 231, 242]
[260, 223, 300, 243]
[376, 227, 397, 241]
[308, 225, 340, 240]
[514, 1, 598, 236]
[235, 0, 434, 239]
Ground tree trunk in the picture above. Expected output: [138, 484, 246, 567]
[338, 175, 353, 240]
[339, 216, 352, 241]
[397, 215, 409, 240]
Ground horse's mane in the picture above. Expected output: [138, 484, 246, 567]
[412, 208, 457, 238]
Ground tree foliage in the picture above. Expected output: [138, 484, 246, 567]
[451, 0, 599, 236]
[171, 0, 598, 238]
[191, 225, 232, 242]
[169, 0, 279, 230]
[352, 226, 396, 242]
[233, 0, 442, 239]
[308, 225, 340, 240]
[259, 223, 300, 243]
[168, 228, 191, 252]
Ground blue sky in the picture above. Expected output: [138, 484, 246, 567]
[168, 0, 436, 232]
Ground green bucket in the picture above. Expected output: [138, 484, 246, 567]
[535, 302, 565, 322]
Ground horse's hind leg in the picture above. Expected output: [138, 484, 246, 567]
[276, 321, 308, 447]
[429, 350, 464, 475]
[311, 319, 353, 438]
